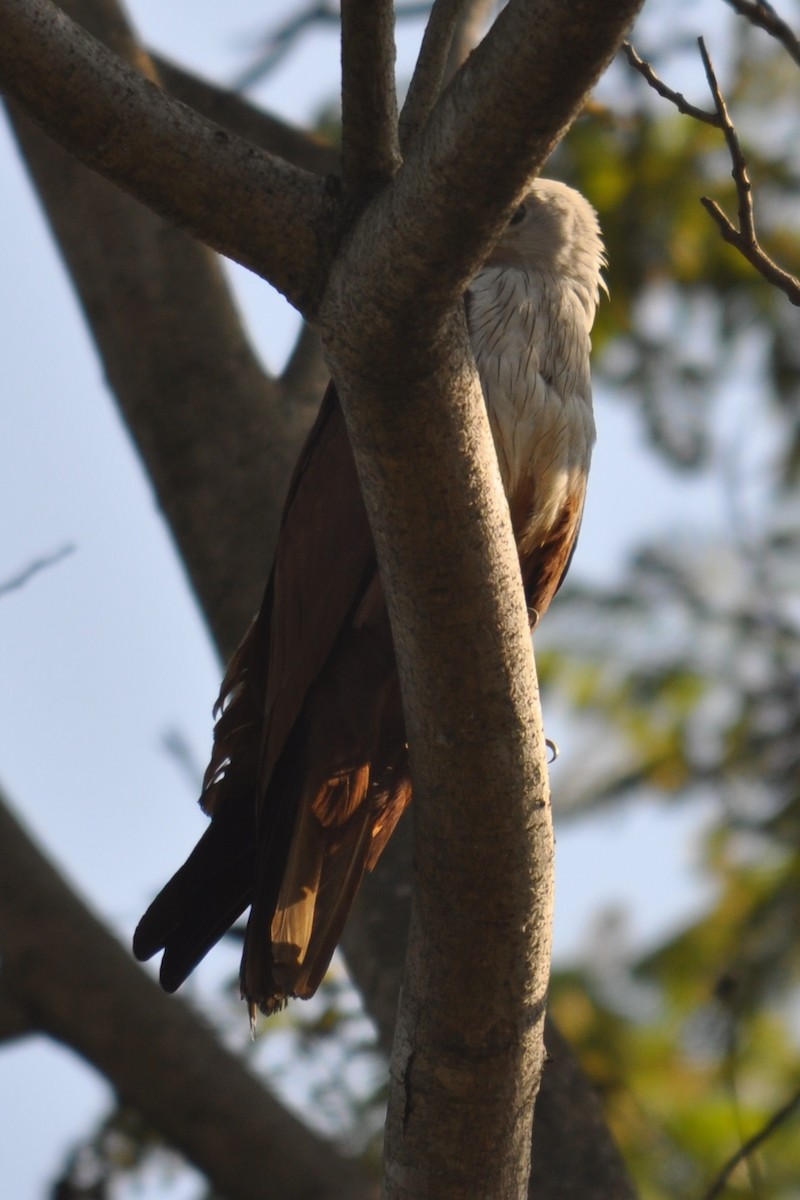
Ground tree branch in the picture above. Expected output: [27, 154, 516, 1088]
[4, 0, 326, 656]
[696, 37, 800, 306]
[445, 0, 495, 75]
[152, 53, 340, 176]
[702, 1086, 800, 1200]
[724, 0, 800, 66]
[317, 5, 643, 1192]
[0, 791, 375, 1200]
[4, 1, 642, 1192]
[399, 0, 466, 152]
[0, 0, 329, 312]
[340, 0, 401, 200]
[0, 545, 75, 598]
[622, 41, 719, 124]
[623, 37, 800, 307]
[330, 0, 643, 338]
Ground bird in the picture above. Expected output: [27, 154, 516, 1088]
[133, 178, 606, 1019]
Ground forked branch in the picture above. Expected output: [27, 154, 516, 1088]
[623, 38, 800, 306]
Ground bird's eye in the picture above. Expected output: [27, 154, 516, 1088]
[509, 204, 527, 226]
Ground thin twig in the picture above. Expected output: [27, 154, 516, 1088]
[235, 1, 432, 89]
[0, 545, 75, 598]
[623, 38, 800, 306]
[702, 1087, 800, 1200]
[697, 38, 755, 242]
[235, 1, 341, 89]
[724, 0, 800, 67]
[400, 0, 466, 152]
[622, 41, 719, 125]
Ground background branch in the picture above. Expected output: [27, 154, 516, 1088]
[0, 0, 329, 312]
[702, 1087, 800, 1200]
[399, 0, 465, 151]
[444, 0, 495, 75]
[697, 37, 800, 306]
[4, 0, 326, 656]
[623, 36, 800, 307]
[0, 545, 75, 599]
[152, 53, 340, 176]
[622, 41, 719, 124]
[0, 791, 375, 1200]
[724, 0, 800, 66]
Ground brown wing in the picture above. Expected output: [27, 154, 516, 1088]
[243, 575, 410, 1012]
[134, 384, 411, 1010]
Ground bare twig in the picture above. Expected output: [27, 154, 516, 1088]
[400, 0, 466, 151]
[235, 1, 342, 88]
[623, 37, 800, 306]
[698, 38, 755, 240]
[622, 41, 718, 124]
[0, 791, 374, 1200]
[340, 0, 401, 199]
[697, 37, 800, 305]
[235, 0, 432, 89]
[702, 1087, 800, 1200]
[0, 545, 75, 598]
[725, 0, 800, 67]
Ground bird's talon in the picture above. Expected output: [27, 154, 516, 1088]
[546, 737, 560, 764]
[528, 607, 541, 630]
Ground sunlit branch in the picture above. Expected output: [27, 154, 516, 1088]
[341, 0, 401, 198]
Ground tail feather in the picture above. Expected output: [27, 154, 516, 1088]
[134, 385, 413, 1016]
[133, 803, 255, 990]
